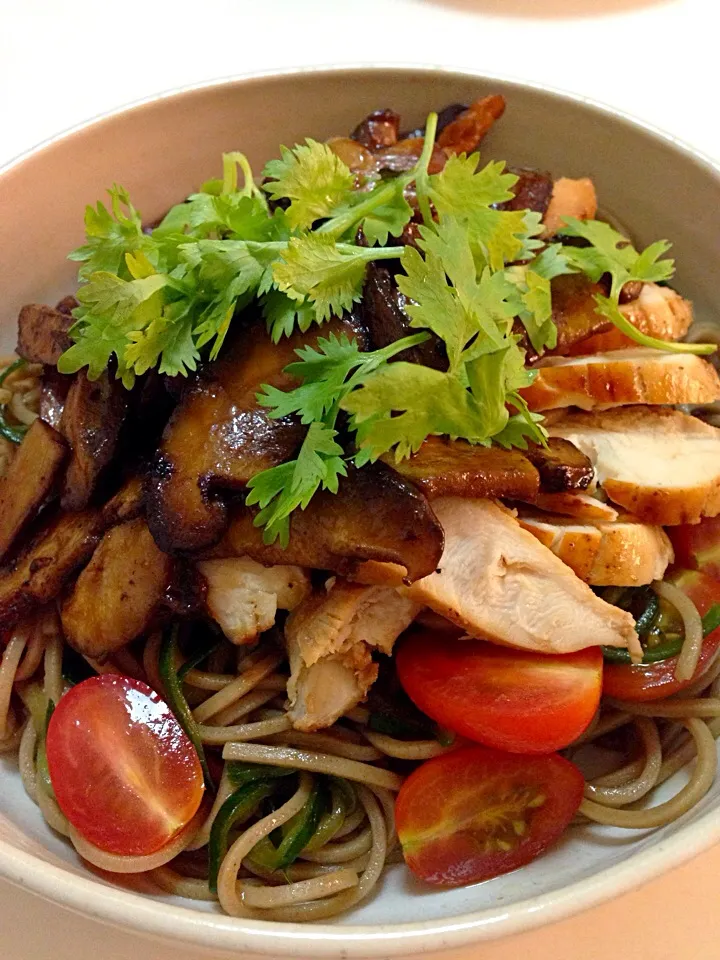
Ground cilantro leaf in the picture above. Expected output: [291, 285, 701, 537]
[360, 188, 413, 247]
[428, 155, 543, 269]
[256, 331, 429, 424]
[558, 218, 675, 299]
[272, 235, 402, 321]
[342, 342, 533, 464]
[58, 269, 167, 386]
[594, 294, 716, 355]
[245, 421, 347, 546]
[262, 290, 316, 343]
[68, 185, 154, 280]
[262, 140, 354, 231]
[398, 219, 517, 370]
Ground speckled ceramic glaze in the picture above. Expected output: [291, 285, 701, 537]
[1, 67, 719, 960]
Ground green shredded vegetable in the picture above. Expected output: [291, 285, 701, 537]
[247, 779, 324, 872]
[0, 358, 29, 444]
[159, 626, 214, 790]
[208, 779, 279, 892]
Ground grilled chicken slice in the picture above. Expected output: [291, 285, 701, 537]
[146, 316, 364, 553]
[542, 177, 597, 237]
[61, 518, 174, 658]
[549, 406, 720, 525]
[567, 284, 693, 355]
[532, 491, 619, 521]
[16, 303, 73, 365]
[59, 370, 128, 510]
[0, 419, 66, 561]
[403, 498, 640, 657]
[285, 580, 422, 731]
[521, 348, 720, 412]
[198, 557, 311, 645]
[213, 463, 444, 584]
[517, 511, 673, 586]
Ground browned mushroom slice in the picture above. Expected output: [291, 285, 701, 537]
[524, 437, 594, 493]
[61, 518, 174, 658]
[59, 371, 129, 510]
[0, 476, 143, 630]
[350, 109, 401, 150]
[39, 369, 71, 429]
[374, 137, 448, 175]
[437, 94, 506, 155]
[514, 274, 612, 365]
[215, 463, 444, 584]
[383, 436, 540, 501]
[0, 419, 67, 561]
[102, 475, 145, 525]
[362, 264, 446, 370]
[16, 303, 73, 365]
[546, 274, 613, 356]
[497, 167, 553, 216]
[146, 315, 365, 554]
[0, 509, 103, 627]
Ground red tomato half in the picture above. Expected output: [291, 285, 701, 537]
[604, 570, 720, 702]
[396, 631, 603, 753]
[396, 745, 584, 886]
[46, 675, 204, 856]
[669, 517, 720, 581]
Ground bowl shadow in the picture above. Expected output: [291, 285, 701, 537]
[417, 0, 674, 19]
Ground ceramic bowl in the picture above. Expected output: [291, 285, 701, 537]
[1, 66, 719, 960]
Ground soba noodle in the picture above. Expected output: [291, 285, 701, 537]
[4, 344, 720, 920]
[3, 605, 720, 923]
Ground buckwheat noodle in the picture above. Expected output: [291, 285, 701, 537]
[4, 358, 720, 921]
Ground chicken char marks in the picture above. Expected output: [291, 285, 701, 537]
[146, 315, 366, 554]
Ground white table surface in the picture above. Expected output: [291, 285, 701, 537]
[2, 0, 720, 957]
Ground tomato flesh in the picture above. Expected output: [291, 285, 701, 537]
[669, 517, 720, 581]
[46, 675, 204, 856]
[396, 745, 584, 886]
[603, 570, 720, 701]
[396, 631, 603, 754]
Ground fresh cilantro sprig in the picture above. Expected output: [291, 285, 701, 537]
[59, 109, 715, 545]
[246, 331, 430, 544]
[59, 124, 433, 381]
[557, 217, 714, 356]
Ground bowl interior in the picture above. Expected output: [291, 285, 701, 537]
[1, 67, 719, 957]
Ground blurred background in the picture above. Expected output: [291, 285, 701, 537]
[1, 0, 717, 163]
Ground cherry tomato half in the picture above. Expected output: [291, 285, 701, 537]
[396, 745, 584, 886]
[396, 631, 603, 753]
[669, 517, 720, 582]
[46, 675, 204, 856]
[603, 570, 720, 702]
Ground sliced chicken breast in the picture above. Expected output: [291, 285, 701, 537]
[532, 491, 618, 521]
[521, 348, 720, 412]
[568, 284, 693, 355]
[198, 557, 311, 645]
[284, 580, 421, 731]
[403, 498, 640, 657]
[549, 406, 720, 525]
[517, 511, 673, 586]
[542, 177, 597, 237]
